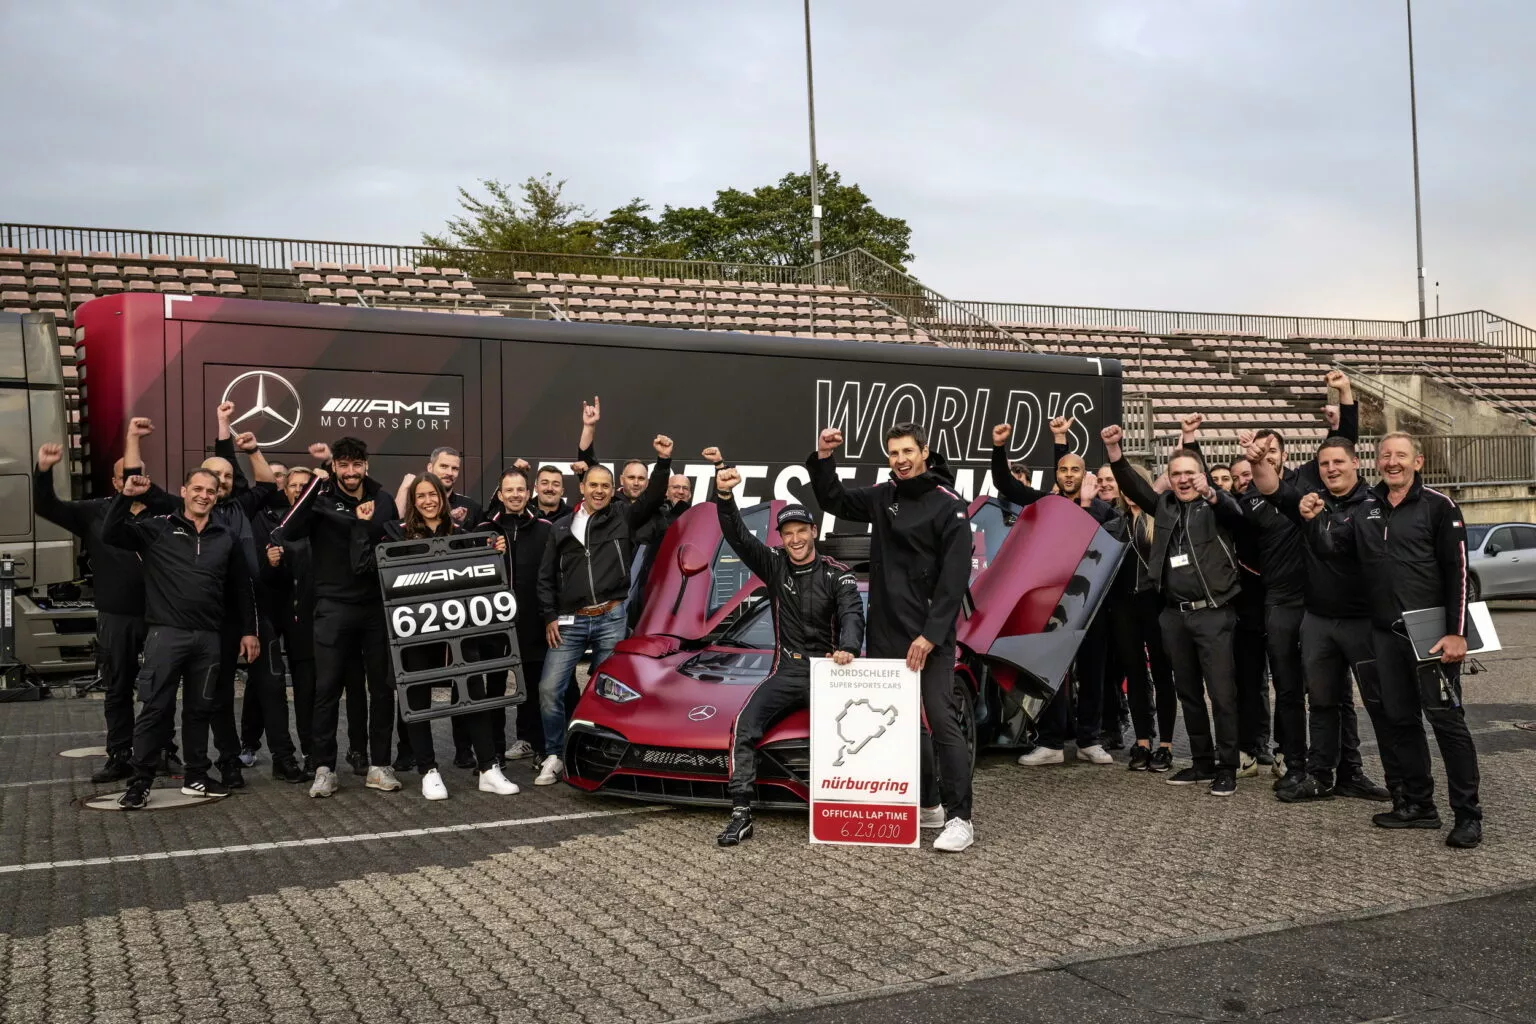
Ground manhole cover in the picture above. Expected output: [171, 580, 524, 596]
[83, 787, 227, 812]
[1516, 722, 1536, 732]
[60, 746, 109, 758]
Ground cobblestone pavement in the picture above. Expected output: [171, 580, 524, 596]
[1, 608, 1535, 1024]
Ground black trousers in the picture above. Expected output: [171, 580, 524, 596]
[1038, 613, 1106, 750]
[404, 674, 503, 774]
[131, 626, 221, 781]
[210, 625, 250, 773]
[97, 611, 148, 757]
[917, 644, 972, 821]
[1263, 603, 1309, 769]
[728, 665, 810, 806]
[238, 619, 296, 761]
[1301, 612, 1379, 783]
[1233, 590, 1272, 757]
[1372, 629, 1481, 818]
[1126, 589, 1178, 743]
[311, 598, 394, 770]
[497, 659, 543, 756]
[1160, 604, 1240, 770]
[290, 654, 318, 760]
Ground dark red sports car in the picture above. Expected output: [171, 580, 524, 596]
[564, 495, 1125, 807]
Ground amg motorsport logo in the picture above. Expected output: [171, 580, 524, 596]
[391, 564, 497, 589]
[320, 396, 452, 432]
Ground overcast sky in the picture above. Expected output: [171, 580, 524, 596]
[3, 0, 1532, 327]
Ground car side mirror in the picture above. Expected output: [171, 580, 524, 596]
[677, 542, 709, 577]
[1486, 544, 1501, 557]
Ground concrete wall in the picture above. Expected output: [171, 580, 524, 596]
[1378, 374, 1536, 437]
[1442, 483, 1536, 524]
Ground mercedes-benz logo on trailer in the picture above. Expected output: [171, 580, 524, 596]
[221, 370, 302, 447]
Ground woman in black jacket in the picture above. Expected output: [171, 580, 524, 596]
[366, 473, 518, 801]
[480, 467, 553, 763]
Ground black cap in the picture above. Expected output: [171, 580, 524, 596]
[776, 504, 816, 530]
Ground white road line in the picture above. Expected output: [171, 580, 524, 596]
[0, 776, 89, 789]
[0, 731, 102, 740]
[0, 806, 671, 874]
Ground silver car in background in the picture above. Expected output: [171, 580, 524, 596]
[1466, 523, 1536, 602]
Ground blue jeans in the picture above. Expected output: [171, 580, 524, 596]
[540, 602, 627, 759]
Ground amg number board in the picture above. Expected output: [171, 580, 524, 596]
[376, 532, 525, 723]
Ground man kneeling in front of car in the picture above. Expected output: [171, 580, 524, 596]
[705, 448, 865, 846]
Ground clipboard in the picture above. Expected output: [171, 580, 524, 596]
[1401, 603, 1499, 661]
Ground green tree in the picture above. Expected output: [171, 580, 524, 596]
[419, 175, 606, 276]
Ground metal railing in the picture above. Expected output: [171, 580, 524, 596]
[1121, 396, 1155, 457]
[1334, 362, 1454, 431]
[1413, 310, 1536, 356]
[955, 301, 1410, 340]
[1412, 362, 1536, 425]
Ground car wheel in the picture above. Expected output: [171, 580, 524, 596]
[951, 673, 978, 776]
[1468, 573, 1481, 603]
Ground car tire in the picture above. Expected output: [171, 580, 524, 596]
[952, 673, 978, 777]
[1468, 573, 1481, 604]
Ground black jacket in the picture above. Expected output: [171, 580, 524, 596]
[273, 534, 317, 660]
[1237, 484, 1305, 607]
[276, 475, 399, 605]
[32, 467, 151, 617]
[1111, 458, 1246, 607]
[714, 491, 864, 663]
[533, 498, 573, 523]
[1308, 474, 1469, 635]
[483, 505, 553, 660]
[1269, 476, 1372, 619]
[806, 452, 971, 656]
[538, 458, 670, 622]
[101, 496, 257, 635]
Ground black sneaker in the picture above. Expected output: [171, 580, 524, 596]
[1209, 769, 1237, 797]
[91, 754, 134, 785]
[1334, 771, 1391, 802]
[346, 750, 369, 777]
[1127, 746, 1153, 772]
[454, 749, 476, 770]
[118, 778, 152, 810]
[1278, 775, 1334, 803]
[1100, 730, 1126, 752]
[1273, 766, 1309, 795]
[273, 758, 308, 784]
[716, 807, 754, 847]
[302, 755, 316, 776]
[220, 765, 246, 790]
[1372, 804, 1443, 829]
[391, 752, 416, 773]
[1148, 748, 1174, 774]
[1446, 816, 1483, 849]
[1255, 751, 1277, 770]
[1166, 765, 1216, 786]
[181, 777, 231, 799]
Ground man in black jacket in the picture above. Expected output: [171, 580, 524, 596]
[105, 469, 259, 808]
[1303, 432, 1483, 848]
[241, 467, 309, 783]
[1258, 438, 1398, 804]
[393, 447, 482, 530]
[709, 457, 865, 846]
[533, 435, 673, 786]
[276, 436, 399, 798]
[808, 422, 975, 853]
[482, 467, 553, 761]
[33, 430, 160, 785]
[1105, 424, 1248, 796]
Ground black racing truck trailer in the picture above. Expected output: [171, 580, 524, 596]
[5, 293, 1122, 676]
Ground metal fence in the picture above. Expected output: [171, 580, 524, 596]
[954, 301, 1411, 340]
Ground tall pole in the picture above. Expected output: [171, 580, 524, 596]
[1406, 0, 1427, 337]
[804, 0, 823, 284]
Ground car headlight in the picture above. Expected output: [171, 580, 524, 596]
[594, 673, 641, 704]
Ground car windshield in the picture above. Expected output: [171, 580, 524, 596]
[1466, 524, 1491, 548]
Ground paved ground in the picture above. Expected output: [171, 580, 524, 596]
[1, 607, 1534, 1024]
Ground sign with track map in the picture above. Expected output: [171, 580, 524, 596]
[808, 658, 921, 847]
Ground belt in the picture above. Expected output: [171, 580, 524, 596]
[573, 599, 621, 617]
[1174, 597, 1224, 613]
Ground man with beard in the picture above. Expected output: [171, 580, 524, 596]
[1210, 465, 1235, 492]
[277, 436, 399, 798]
[809, 423, 975, 852]
[106, 468, 259, 808]
[393, 447, 482, 529]
[1301, 433, 1482, 848]
[481, 467, 553, 762]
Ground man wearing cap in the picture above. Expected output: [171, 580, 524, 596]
[705, 449, 865, 846]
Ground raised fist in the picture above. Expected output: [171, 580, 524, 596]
[582, 396, 601, 426]
[265, 544, 283, 567]
[126, 417, 154, 438]
[1100, 424, 1124, 447]
[36, 442, 64, 471]
[1049, 415, 1074, 437]
[1194, 472, 1213, 498]
[399, 471, 418, 488]
[308, 442, 332, 463]
[234, 431, 258, 452]
[122, 474, 150, 497]
[818, 428, 844, 457]
[216, 401, 235, 423]
[1298, 493, 1326, 521]
[701, 446, 724, 465]
[569, 461, 588, 476]
[449, 506, 468, 525]
[1237, 428, 1256, 450]
[992, 423, 1012, 446]
[512, 458, 531, 473]
[653, 435, 674, 458]
[1325, 369, 1349, 391]
[1180, 412, 1204, 435]
[355, 500, 374, 521]
[716, 467, 743, 492]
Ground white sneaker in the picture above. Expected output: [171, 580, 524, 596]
[308, 766, 338, 798]
[1077, 744, 1114, 765]
[933, 818, 975, 853]
[504, 740, 535, 761]
[421, 769, 449, 800]
[478, 764, 520, 795]
[1237, 753, 1259, 779]
[919, 805, 946, 829]
[1017, 746, 1065, 766]
[366, 765, 402, 792]
[534, 755, 564, 786]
